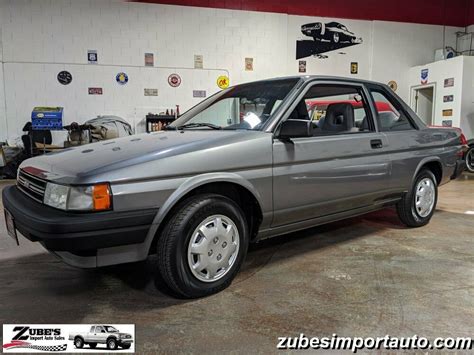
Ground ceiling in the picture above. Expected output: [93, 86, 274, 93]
[132, 0, 474, 27]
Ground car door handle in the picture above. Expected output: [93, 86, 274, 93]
[370, 139, 383, 149]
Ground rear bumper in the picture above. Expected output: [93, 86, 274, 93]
[2, 185, 158, 253]
[451, 159, 466, 180]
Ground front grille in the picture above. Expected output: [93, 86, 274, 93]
[17, 169, 47, 203]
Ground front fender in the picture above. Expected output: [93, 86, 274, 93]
[143, 172, 265, 251]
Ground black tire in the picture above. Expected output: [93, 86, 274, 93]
[121, 344, 131, 349]
[333, 32, 340, 43]
[157, 194, 249, 298]
[89, 343, 97, 349]
[397, 169, 438, 227]
[74, 337, 84, 349]
[107, 338, 118, 351]
[466, 146, 474, 173]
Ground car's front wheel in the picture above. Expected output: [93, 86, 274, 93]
[157, 194, 249, 298]
[107, 338, 118, 350]
[333, 32, 340, 43]
[397, 169, 438, 227]
[466, 146, 474, 173]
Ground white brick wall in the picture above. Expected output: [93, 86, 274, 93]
[0, 0, 463, 141]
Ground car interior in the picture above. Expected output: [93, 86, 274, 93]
[288, 85, 371, 135]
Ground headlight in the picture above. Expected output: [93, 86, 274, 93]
[43, 183, 112, 211]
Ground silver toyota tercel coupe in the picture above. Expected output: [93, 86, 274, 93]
[3, 76, 466, 298]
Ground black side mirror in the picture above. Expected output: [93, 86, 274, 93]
[279, 119, 313, 139]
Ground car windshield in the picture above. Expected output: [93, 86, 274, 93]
[104, 326, 119, 332]
[168, 78, 300, 131]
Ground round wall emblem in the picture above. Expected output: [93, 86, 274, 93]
[217, 75, 229, 89]
[388, 80, 398, 91]
[116, 72, 129, 85]
[57, 71, 72, 85]
[168, 74, 181, 87]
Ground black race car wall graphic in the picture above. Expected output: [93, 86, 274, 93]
[297, 21, 363, 60]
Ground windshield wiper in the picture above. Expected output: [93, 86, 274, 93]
[175, 122, 222, 130]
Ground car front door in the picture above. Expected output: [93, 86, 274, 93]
[272, 81, 393, 227]
[94, 326, 107, 343]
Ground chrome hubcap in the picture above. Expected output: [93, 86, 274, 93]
[415, 177, 436, 217]
[187, 214, 240, 283]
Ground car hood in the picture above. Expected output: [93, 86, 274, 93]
[19, 130, 269, 183]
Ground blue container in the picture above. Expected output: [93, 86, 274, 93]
[31, 107, 63, 130]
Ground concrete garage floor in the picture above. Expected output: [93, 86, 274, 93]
[0, 175, 473, 353]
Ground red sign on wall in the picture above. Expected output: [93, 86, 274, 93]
[88, 87, 103, 95]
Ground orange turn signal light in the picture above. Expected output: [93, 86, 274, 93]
[92, 183, 111, 211]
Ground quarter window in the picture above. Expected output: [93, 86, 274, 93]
[369, 90, 415, 131]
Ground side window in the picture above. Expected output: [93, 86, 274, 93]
[91, 326, 96, 333]
[96, 326, 105, 333]
[369, 89, 415, 131]
[297, 84, 373, 136]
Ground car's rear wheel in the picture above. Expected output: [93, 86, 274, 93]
[333, 32, 340, 43]
[466, 146, 474, 173]
[74, 337, 84, 349]
[397, 169, 438, 227]
[157, 194, 249, 298]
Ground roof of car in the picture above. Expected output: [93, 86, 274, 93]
[248, 75, 387, 87]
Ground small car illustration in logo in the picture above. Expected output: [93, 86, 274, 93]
[69, 325, 133, 350]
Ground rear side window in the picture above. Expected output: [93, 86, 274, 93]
[369, 89, 415, 131]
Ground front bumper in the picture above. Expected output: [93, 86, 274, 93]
[2, 185, 158, 253]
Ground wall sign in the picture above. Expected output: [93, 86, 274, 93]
[245, 57, 254, 71]
[145, 53, 154, 66]
[442, 109, 453, 117]
[88, 87, 103, 95]
[217, 75, 230, 89]
[144, 88, 158, 96]
[193, 90, 206, 98]
[298, 60, 306, 73]
[88, 50, 98, 64]
[442, 120, 453, 127]
[194, 55, 203, 69]
[116, 72, 129, 85]
[420, 68, 429, 84]
[443, 95, 454, 102]
[388, 80, 398, 91]
[350, 62, 358, 74]
[168, 74, 182, 87]
[57, 71, 72, 85]
[297, 21, 363, 60]
[444, 77, 454, 87]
